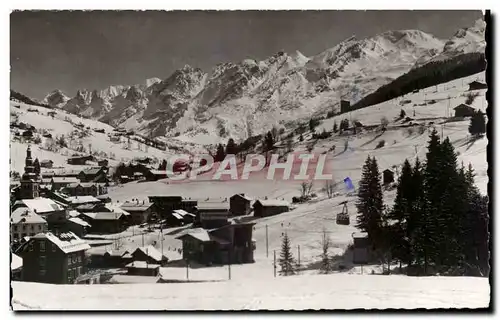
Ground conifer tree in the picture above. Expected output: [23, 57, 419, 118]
[388, 159, 413, 265]
[333, 121, 338, 133]
[264, 131, 275, 152]
[356, 156, 384, 244]
[278, 232, 296, 276]
[226, 138, 238, 155]
[215, 144, 226, 162]
[468, 111, 486, 137]
[33, 158, 41, 176]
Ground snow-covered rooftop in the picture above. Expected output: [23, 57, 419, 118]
[125, 261, 160, 269]
[68, 217, 91, 227]
[11, 253, 23, 270]
[65, 196, 101, 205]
[10, 208, 47, 224]
[16, 198, 65, 214]
[133, 246, 166, 263]
[254, 199, 290, 207]
[31, 232, 90, 254]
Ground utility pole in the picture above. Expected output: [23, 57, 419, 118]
[186, 257, 189, 281]
[266, 225, 269, 258]
[297, 245, 301, 267]
[441, 124, 444, 140]
[228, 250, 231, 280]
[273, 250, 277, 278]
[142, 233, 145, 247]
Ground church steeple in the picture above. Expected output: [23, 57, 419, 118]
[20, 145, 40, 199]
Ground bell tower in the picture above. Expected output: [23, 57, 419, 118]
[19, 145, 40, 199]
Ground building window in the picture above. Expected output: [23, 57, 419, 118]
[39, 269, 46, 277]
[29, 242, 33, 251]
[68, 269, 73, 282]
[78, 254, 82, 263]
[40, 241, 45, 252]
[30, 225, 34, 231]
[40, 255, 46, 268]
[13, 225, 18, 232]
[38, 225, 42, 231]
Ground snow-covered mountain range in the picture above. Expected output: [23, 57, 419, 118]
[42, 19, 485, 144]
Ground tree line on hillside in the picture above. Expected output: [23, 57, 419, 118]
[10, 90, 51, 109]
[351, 52, 486, 110]
[355, 129, 489, 276]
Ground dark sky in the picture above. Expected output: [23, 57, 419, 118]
[11, 10, 483, 100]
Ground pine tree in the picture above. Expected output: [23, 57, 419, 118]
[333, 121, 338, 133]
[226, 138, 238, 155]
[278, 232, 296, 276]
[33, 158, 41, 176]
[468, 111, 486, 137]
[264, 131, 275, 152]
[215, 144, 226, 162]
[356, 156, 384, 245]
[400, 109, 406, 119]
[158, 159, 167, 170]
[388, 159, 413, 265]
[299, 134, 304, 142]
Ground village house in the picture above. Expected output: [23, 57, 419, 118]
[67, 217, 91, 238]
[230, 193, 253, 216]
[81, 211, 127, 234]
[15, 231, 90, 284]
[253, 199, 290, 218]
[89, 249, 132, 269]
[125, 261, 160, 277]
[51, 177, 80, 191]
[97, 159, 109, 167]
[144, 170, 168, 181]
[10, 207, 48, 242]
[130, 246, 169, 266]
[383, 169, 395, 185]
[170, 209, 196, 226]
[67, 155, 94, 166]
[120, 201, 153, 225]
[40, 160, 54, 169]
[78, 167, 108, 183]
[64, 195, 102, 208]
[12, 198, 67, 233]
[62, 182, 107, 197]
[148, 196, 198, 222]
[176, 221, 256, 266]
[340, 100, 351, 113]
[454, 104, 477, 117]
[195, 201, 230, 229]
[468, 80, 488, 91]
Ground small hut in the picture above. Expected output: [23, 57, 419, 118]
[454, 104, 476, 118]
[382, 169, 395, 185]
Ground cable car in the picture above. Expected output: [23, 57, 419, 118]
[336, 201, 350, 225]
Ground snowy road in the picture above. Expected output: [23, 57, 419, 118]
[11, 275, 489, 310]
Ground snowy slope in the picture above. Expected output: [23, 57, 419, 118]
[40, 20, 486, 143]
[11, 275, 489, 310]
[9, 101, 204, 174]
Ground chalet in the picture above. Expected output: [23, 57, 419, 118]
[93, 128, 105, 134]
[454, 104, 476, 117]
[96, 194, 112, 203]
[136, 157, 153, 165]
[42, 133, 52, 139]
[125, 261, 160, 277]
[63, 196, 102, 210]
[15, 231, 90, 284]
[51, 177, 80, 191]
[130, 246, 169, 266]
[145, 170, 168, 181]
[352, 232, 369, 264]
[11, 253, 23, 280]
[82, 212, 127, 234]
[10, 208, 48, 242]
[133, 172, 144, 180]
[195, 201, 230, 229]
[12, 198, 67, 232]
[74, 202, 104, 213]
[119, 175, 132, 184]
[176, 222, 256, 265]
[89, 249, 132, 269]
[148, 196, 198, 222]
[340, 100, 351, 113]
[67, 217, 91, 238]
[62, 182, 107, 197]
[22, 130, 34, 138]
[253, 200, 290, 218]
[41, 169, 81, 179]
[120, 201, 153, 225]
[382, 169, 395, 185]
[230, 194, 252, 216]
[97, 159, 109, 167]
[171, 209, 196, 225]
[40, 160, 53, 169]
[468, 81, 488, 91]
[78, 167, 108, 183]
[67, 155, 94, 166]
